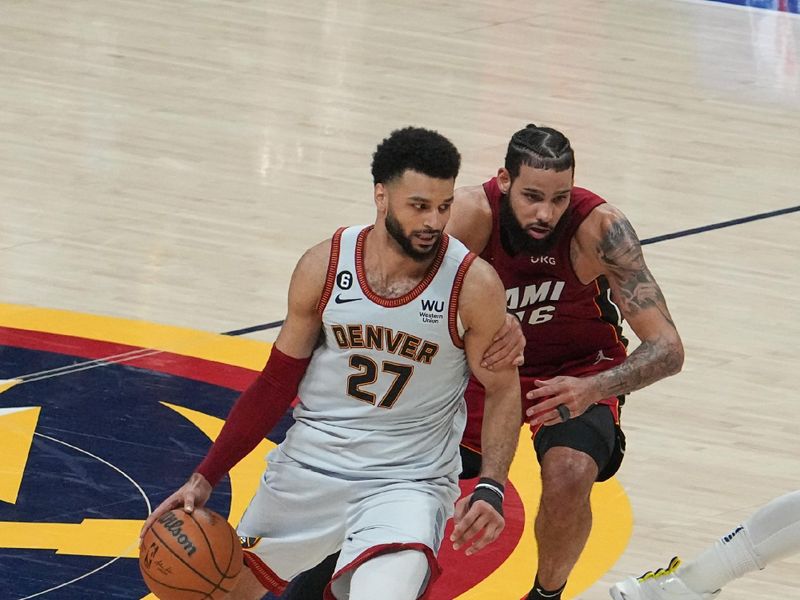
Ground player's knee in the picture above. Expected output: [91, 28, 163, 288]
[539, 450, 597, 503]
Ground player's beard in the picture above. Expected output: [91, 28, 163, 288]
[385, 208, 442, 262]
[499, 193, 570, 256]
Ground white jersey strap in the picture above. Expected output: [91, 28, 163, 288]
[316, 227, 347, 315]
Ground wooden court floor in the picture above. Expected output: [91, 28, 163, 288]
[1, 1, 798, 598]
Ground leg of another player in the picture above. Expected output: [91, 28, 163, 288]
[225, 565, 270, 600]
[348, 550, 429, 600]
[283, 552, 339, 599]
[677, 489, 800, 594]
[526, 447, 598, 600]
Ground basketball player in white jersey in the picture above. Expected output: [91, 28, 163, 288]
[610, 489, 800, 599]
[141, 127, 522, 600]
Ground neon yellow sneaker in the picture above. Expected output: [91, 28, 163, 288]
[609, 557, 721, 600]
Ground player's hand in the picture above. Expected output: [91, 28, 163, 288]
[450, 495, 505, 556]
[140, 472, 213, 543]
[525, 376, 599, 426]
[481, 313, 524, 370]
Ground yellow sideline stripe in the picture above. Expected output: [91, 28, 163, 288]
[0, 302, 270, 370]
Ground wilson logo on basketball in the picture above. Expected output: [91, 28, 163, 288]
[158, 512, 198, 556]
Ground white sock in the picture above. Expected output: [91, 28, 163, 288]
[348, 550, 429, 600]
[679, 490, 800, 593]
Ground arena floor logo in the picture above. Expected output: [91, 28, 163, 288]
[0, 303, 632, 599]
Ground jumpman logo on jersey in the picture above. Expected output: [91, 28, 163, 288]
[593, 350, 614, 364]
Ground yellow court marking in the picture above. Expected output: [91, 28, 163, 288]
[0, 303, 633, 599]
[0, 406, 41, 504]
[0, 303, 269, 371]
[0, 519, 143, 558]
[0, 379, 21, 394]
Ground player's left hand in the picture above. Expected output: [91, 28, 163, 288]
[481, 313, 524, 370]
[450, 495, 505, 556]
[525, 376, 599, 426]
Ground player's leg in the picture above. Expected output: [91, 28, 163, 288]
[281, 551, 339, 599]
[349, 550, 430, 600]
[327, 478, 455, 600]
[610, 490, 800, 599]
[282, 445, 482, 600]
[231, 450, 348, 599]
[680, 489, 800, 590]
[525, 402, 624, 600]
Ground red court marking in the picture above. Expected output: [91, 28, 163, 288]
[0, 326, 256, 390]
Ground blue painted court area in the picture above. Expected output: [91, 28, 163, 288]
[707, 0, 800, 12]
[0, 343, 292, 600]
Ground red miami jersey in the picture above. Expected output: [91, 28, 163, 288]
[482, 177, 627, 379]
[461, 178, 628, 451]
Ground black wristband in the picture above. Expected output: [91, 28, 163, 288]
[469, 477, 504, 516]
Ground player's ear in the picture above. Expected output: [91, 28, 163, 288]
[496, 168, 511, 194]
[374, 183, 388, 213]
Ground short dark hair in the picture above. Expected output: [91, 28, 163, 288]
[371, 127, 461, 185]
[505, 124, 575, 179]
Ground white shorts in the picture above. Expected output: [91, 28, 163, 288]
[236, 449, 459, 598]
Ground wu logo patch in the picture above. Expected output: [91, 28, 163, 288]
[420, 299, 445, 313]
[419, 299, 445, 324]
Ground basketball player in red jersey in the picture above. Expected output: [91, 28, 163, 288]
[447, 124, 685, 600]
[283, 124, 684, 600]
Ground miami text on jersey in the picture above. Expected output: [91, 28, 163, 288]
[506, 280, 566, 325]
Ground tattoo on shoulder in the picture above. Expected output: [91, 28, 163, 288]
[597, 217, 675, 327]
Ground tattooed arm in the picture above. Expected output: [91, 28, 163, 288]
[527, 203, 684, 426]
[588, 205, 684, 397]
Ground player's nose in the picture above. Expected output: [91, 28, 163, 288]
[532, 203, 555, 225]
[424, 209, 444, 231]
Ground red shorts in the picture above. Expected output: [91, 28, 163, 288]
[460, 375, 620, 453]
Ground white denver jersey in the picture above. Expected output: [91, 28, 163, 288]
[277, 225, 477, 481]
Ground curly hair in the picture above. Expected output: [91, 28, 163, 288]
[505, 124, 574, 179]
[371, 127, 461, 185]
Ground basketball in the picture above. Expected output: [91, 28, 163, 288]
[139, 508, 243, 599]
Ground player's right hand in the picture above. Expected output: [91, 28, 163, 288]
[139, 472, 213, 543]
[450, 495, 505, 556]
[481, 313, 525, 370]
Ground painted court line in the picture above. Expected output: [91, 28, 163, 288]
[16, 433, 150, 599]
[232, 204, 800, 335]
[4, 205, 797, 378]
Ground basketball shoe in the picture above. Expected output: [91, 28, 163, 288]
[609, 557, 721, 600]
